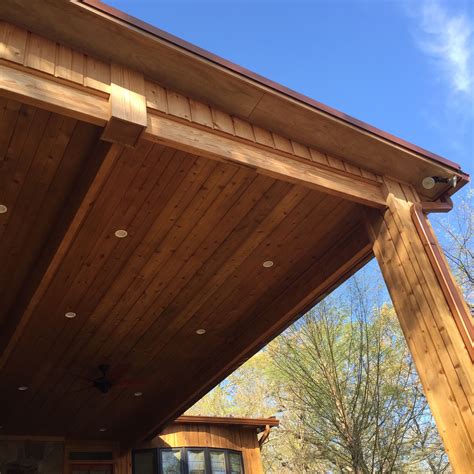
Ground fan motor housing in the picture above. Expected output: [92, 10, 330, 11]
[94, 378, 113, 394]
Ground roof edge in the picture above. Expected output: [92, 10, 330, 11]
[174, 416, 280, 428]
[80, 0, 467, 177]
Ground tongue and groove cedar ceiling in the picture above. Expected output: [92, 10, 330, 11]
[0, 0, 468, 446]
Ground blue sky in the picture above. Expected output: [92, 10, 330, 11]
[107, 0, 473, 184]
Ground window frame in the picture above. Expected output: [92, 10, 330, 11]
[132, 447, 244, 474]
[132, 448, 158, 474]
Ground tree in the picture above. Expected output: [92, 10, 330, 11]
[437, 188, 473, 310]
[186, 351, 277, 418]
[268, 276, 449, 473]
[186, 271, 450, 472]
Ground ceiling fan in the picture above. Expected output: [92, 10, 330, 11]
[74, 364, 149, 394]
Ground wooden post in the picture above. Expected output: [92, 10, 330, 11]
[366, 179, 474, 471]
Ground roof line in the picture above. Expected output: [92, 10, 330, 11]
[81, 0, 465, 174]
[174, 415, 280, 428]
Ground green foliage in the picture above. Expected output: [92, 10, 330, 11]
[186, 351, 277, 418]
[268, 277, 448, 473]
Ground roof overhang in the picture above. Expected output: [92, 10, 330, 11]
[0, 0, 469, 201]
[0, 0, 470, 450]
[173, 416, 280, 431]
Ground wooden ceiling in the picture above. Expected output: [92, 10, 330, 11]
[0, 99, 371, 442]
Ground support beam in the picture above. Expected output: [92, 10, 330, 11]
[0, 61, 109, 125]
[0, 61, 386, 207]
[144, 113, 386, 208]
[102, 64, 147, 147]
[411, 203, 474, 361]
[366, 179, 474, 472]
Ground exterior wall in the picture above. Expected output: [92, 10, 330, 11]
[1, 424, 264, 473]
[138, 423, 264, 474]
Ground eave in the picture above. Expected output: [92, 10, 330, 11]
[0, 0, 469, 201]
[173, 416, 280, 430]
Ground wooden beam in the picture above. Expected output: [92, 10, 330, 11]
[144, 113, 386, 208]
[419, 197, 453, 214]
[0, 62, 385, 206]
[258, 425, 271, 448]
[366, 179, 474, 472]
[0, 61, 109, 125]
[0, 142, 123, 370]
[411, 203, 474, 360]
[102, 64, 147, 147]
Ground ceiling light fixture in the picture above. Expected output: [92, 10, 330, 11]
[114, 229, 128, 238]
[262, 260, 274, 268]
[196, 329, 206, 335]
[99, 428, 107, 432]
[422, 176, 458, 190]
[0, 205, 7, 214]
[421, 177, 436, 190]
[18, 386, 28, 391]
[134, 391, 143, 397]
[65, 312, 76, 319]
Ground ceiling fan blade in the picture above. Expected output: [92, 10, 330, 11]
[113, 377, 151, 387]
[68, 385, 94, 394]
[106, 363, 131, 379]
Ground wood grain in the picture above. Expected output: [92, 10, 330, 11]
[366, 180, 474, 472]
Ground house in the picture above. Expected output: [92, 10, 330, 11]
[1, 415, 278, 473]
[0, 0, 472, 471]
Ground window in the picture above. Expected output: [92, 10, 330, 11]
[161, 450, 182, 474]
[209, 451, 225, 474]
[187, 450, 205, 474]
[132, 448, 243, 474]
[70, 452, 114, 461]
[228, 453, 243, 474]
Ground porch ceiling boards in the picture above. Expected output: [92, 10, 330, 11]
[0, 99, 371, 440]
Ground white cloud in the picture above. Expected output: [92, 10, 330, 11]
[413, 0, 473, 99]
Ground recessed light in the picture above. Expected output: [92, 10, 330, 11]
[18, 386, 28, 391]
[99, 428, 107, 432]
[263, 260, 274, 268]
[196, 329, 206, 335]
[134, 391, 143, 397]
[114, 229, 128, 238]
[0, 205, 7, 214]
[65, 312, 76, 319]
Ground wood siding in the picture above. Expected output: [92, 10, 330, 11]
[140, 423, 264, 474]
[0, 21, 110, 93]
